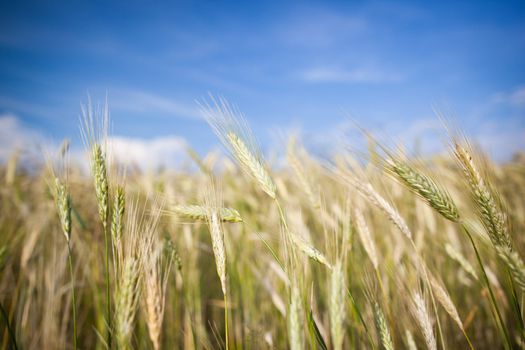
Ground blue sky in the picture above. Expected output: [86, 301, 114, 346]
[1, 0, 524, 165]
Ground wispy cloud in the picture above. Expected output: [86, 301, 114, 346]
[278, 8, 366, 48]
[300, 66, 403, 84]
[491, 86, 525, 107]
[110, 89, 202, 120]
[0, 95, 60, 120]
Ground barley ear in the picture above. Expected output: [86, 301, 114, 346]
[374, 302, 394, 350]
[111, 185, 125, 243]
[54, 177, 72, 242]
[93, 144, 109, 228]
[412, 293, 437, 350]
[390, 160, 459, 222]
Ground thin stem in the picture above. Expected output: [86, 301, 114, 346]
[0, 301, 17, 350]
[507, 270, 525, 339]
[346, 288, 375, 349]
[103, 223, 112, 349]
[67, 241, 78, 350]
[224, 292, 229, 350]
[462, 224, 512, 350]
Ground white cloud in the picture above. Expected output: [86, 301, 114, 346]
[0, 113, 47, 162]
[491, 86, 525, 107]
[300, 66, 402, 84]
[108, 135, 189, 170]
[110, 89, 202, 120]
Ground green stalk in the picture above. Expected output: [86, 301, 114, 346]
[507, 271, 525, 339]
[0, 301, 17, 350]
[103, 223, 112, 349]
[346, 288, 375, 349]
[462, 224, 512, 349]
[224, 293, 229, 350]
[67, 242, 78, 350]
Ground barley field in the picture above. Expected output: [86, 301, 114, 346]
[1, 100, 525, 350]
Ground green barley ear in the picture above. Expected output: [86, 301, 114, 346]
[93, 144, 110, 228]
[389, 160, 460, 222]
[115, 257, 141, 350]
[54, 177, 72, 242]
[163, 237, 182, 272]
[374, 302, 394, 350]
[170, 204, 243, 223]
[111, 185, 126, 243]
[201, 97, 276, 199]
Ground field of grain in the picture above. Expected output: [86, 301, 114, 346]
[1, 101, 525, 349]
